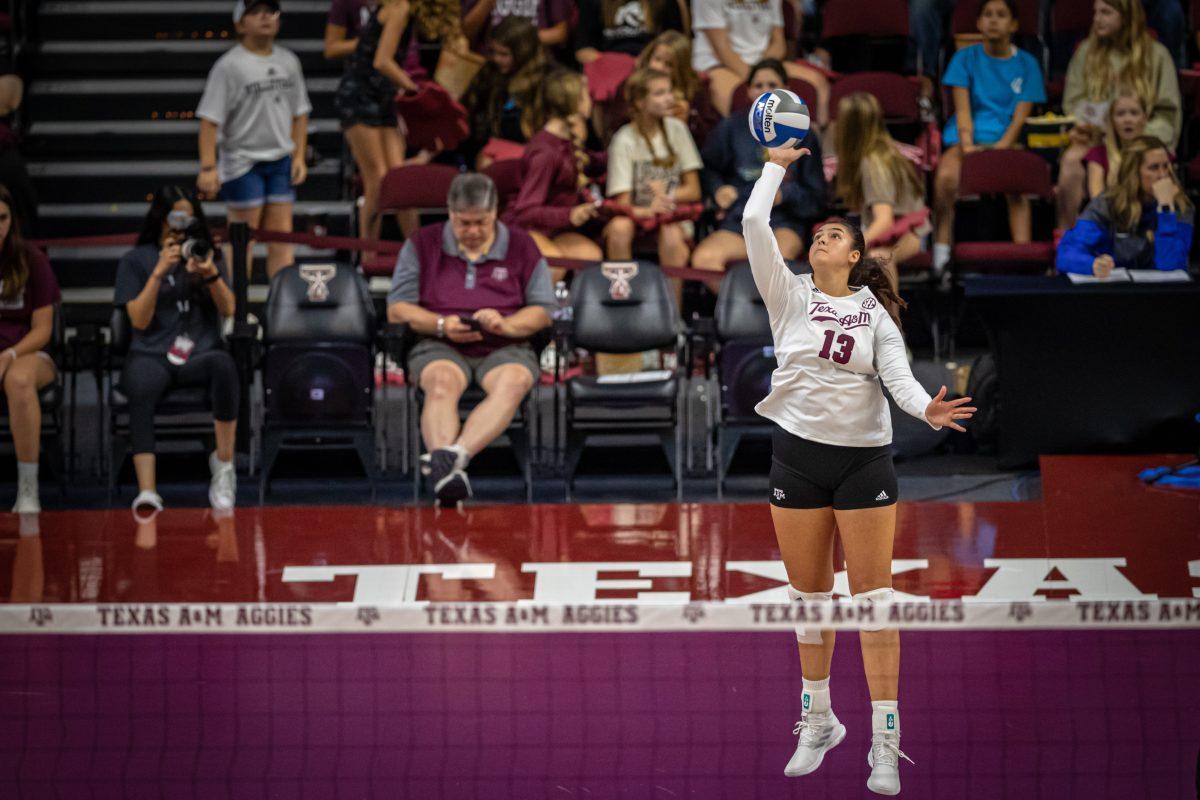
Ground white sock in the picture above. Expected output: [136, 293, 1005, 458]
[932, 243, 951, 272]
[802, 677, 831, 715]
[448, 442, 470, 469]
[210, 452, 233, 474]
[871, 701, 899, 735]
[17, 461, 38, 483]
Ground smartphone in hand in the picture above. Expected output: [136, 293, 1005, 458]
[462, 316, 483, 332]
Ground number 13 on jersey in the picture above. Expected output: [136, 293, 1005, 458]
[818, 329, 855, 365]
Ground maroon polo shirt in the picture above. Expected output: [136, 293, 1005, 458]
[388, 221, 555, 357]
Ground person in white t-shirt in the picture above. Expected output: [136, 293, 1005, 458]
[690, 0, 829, 122]
[744, 145, 976, 796]
[197, 0, 313, 278]
[605, 67, 703, 280]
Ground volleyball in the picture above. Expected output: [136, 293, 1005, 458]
[748, 89, 810, 149]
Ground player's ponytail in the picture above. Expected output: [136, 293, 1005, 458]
[824, 217, 907, 332]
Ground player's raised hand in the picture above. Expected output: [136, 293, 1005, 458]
[924, 385, 976, 432]
[767, 147, 811, 168]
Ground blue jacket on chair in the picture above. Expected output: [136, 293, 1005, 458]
[1056, 195, 1194, 275]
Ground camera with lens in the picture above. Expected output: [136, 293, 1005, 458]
[181, 237, 212, 262]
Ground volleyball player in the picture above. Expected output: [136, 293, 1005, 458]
[743, 146, 976, 795]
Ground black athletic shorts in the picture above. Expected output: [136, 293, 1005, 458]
[769, 424, 898, 510]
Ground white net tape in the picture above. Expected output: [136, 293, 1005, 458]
[3, 598, 1198, 634]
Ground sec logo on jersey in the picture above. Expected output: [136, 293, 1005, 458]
[862, 297, 877, 310]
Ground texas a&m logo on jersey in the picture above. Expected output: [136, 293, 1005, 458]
[809, 300, 871, 330]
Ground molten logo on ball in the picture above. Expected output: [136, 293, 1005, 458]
[748, 89, 810, 150]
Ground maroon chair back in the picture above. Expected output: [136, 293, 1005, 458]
[378, 164, 461, 213]
[821, 0, 908, 38]
[958, 149, 1053, 199]
[829, 72, 920, 122]
[1051, 0, 1093, 36]
[730, 77, 819, 114]
[483, 158, 524, 213]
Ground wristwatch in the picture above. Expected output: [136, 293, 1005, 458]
[436, 316, 446, 338]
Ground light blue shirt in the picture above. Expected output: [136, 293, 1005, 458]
[942, 44, 1046, 146]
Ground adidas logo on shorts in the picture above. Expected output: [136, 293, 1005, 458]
[875, 490, 890, 501]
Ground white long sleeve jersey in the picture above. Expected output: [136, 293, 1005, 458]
[743, 162, 937, 448]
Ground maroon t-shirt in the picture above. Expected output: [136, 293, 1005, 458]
[464, 0, 571, 49]
[0, 246, 61, 352]
[327, 0, 374, 37]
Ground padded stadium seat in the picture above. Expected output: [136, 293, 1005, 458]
[567, 374, 679, 406]
[951, 149, 1055, 274]
[563, 261, 684, 499]
[820, 0, 910, 73]
[583, 52, 637, 103]
[483, 158, 523, 213]
[378, 163, 460, 217]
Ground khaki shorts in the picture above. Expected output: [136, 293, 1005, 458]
[407, 338, 539, 388]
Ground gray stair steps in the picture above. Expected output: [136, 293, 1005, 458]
[38, 1, 328, 41]
[25, 118, 344, 161]
[33, 38, 341, 77]
[27, 76, 339, 121]
[29, 159, 343, 203]
[39, 199, 354, 239]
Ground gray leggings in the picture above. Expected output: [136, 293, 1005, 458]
[121, 350, 239, 454]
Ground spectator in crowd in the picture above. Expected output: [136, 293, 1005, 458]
[574, 0, 686, 63]
[692, 59, 826, 288]
[0, 185, 60, 514]
[1056, 0, 1181, 229]
[503, 70, 605, 273]
[335, 0, 436, 247]
[0, 74, 36, 238]
[463, 0, 571, 49]
[636, 31, 720, 148]
[834, 92, 930, 269]
[114, 186, 239, 517]
[908, 0, 955, 77]
[932, 0, 1045, 274]
[605, 67, 703, 278]
[1057, 136, 1192, 275]
[689, 0, 829, 123]
[196, 0, 312, 278]
[462, 17, 548, 168]
[387, 173, 553, 505]
[1084, 85, 1151, 199]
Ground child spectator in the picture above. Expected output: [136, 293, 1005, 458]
[689, 0, 829, 123]
[691, 59, 826, 288]
[1084, 86, 1150, 199]
[463, 0, 571, 50]
[604, 67, 703, 277]
[502, 70, 605, 272]
[931, 0, 1045, 274]
[834, 91, 930, 268]
[636, 31, 720, 148]
[114, 187, 239, 516]
[461, 17, 548, 168]
[1057, 136, 1192, 275]
[575, 0, 686, 62]
[1056, 0, 1181, 229]
[197, 0, 311, 278]
[0, 185, 59, 514]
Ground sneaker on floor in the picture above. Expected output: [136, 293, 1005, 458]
[208, 453, 236, 511]
[434, 468, 472, 506]
[421, 447, 468, 501]
[132, 490, 164, 521]
[784, 710, 846, 777]
[12, 473, 40, 514]
[867, 730, 913, 795]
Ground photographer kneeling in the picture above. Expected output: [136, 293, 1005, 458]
[387, 173, 554, 506]
[115, 186, 239, 516]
